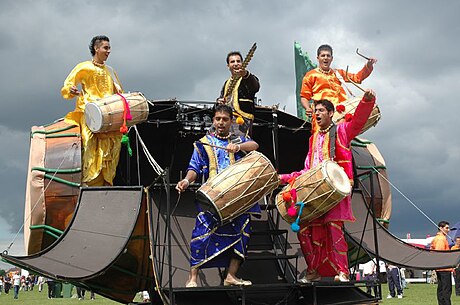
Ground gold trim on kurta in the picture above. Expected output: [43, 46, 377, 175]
[224, 78, 254, 120]
[200, 137, 218, 178]
[190, 216, 251, 269]
[198, 136, 235, 178]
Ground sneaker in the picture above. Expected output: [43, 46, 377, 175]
[397, 294, 403, 299]
[387, 295, 393, 299]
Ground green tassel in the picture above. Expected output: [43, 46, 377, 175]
[121, 134, 132, 157]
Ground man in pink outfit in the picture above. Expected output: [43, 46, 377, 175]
[280, 89, 376, 282]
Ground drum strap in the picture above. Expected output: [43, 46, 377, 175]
[106, 65, 123, 93]
[329, 124, 337, 160]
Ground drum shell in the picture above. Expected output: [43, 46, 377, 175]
[24, 120, 81, 255]
[196, 151, 279, 224]
[85, 92, 149, 133]
[276, 160, 351, 225]
[332, 96, 381, 135]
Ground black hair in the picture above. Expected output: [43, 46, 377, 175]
[213, 104, 234, 119]
[226, 51, 243, 64]
[89, 35, 110, 56]
[317, 44, 333, 56]
[438, 221, 450, 229]
[315, 99, 335, 113]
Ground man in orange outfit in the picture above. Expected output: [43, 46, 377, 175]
[301, 44, 377, 118]
[431, 221, 453, 305]
[451, 237, 460, 296]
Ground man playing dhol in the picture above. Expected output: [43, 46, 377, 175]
[217, 51, 260, 137]
[301, 44, 377, 118]
[176, 104, 260, 288]
[61, 35, 124, 186]
[279, 89, 377, 283]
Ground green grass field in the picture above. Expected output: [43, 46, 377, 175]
[0, 285, 140, 304]
[1, 283, 460, 304]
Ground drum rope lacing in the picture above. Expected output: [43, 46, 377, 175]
[3, 142, 79, 255]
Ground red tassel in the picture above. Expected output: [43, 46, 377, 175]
[345, 113, 353, 122]
[120, 125, 128, 134]
[336, 104, 345, 113]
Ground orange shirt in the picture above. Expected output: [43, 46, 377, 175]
[431, 232, 450, 251]
[431, 232, 453, 272]
[451, 245, 460, 250]
[300, 65, 373, 105]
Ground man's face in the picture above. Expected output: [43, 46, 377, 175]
[95, 40, 111, 62]
[227, 54, 243, 75]
[315, 104, 333, 129]
[213, 111, 232, 136]
[317, 50, 333, 71]
[456, 238, 460, 246]
[440, 224, 450, 236]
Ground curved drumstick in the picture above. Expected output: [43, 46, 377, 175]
[356, 48, 371, 61]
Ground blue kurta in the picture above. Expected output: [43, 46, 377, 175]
[188, 134, 261, 269]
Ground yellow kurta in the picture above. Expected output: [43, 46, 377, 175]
[61, 61, 122, 185]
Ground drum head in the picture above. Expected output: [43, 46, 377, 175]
[323, 160, 351, 196]
[84, 102, 103, 132]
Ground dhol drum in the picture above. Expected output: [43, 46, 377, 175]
[276, 160, 351, 225]
[196, 151, 279, 224]
[24, 119, 81, 255]
[332, 96, 381, 135]
[85, 92, 149, 133]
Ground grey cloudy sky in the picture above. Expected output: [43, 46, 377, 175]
[1, 0, 460, 262]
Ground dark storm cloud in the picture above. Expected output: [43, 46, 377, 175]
[1, 0, 460, 254]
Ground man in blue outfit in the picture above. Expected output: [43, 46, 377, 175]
[176, 104, 260, 288]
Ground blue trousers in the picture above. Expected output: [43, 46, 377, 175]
[387, 268, 402, 296]
[13, 285, 19, 299]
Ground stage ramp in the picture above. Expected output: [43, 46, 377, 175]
[1, 186, 155, 304]
[345, 189, 460, 269]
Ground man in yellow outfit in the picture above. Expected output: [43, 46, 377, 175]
[61, 35, 123, 186]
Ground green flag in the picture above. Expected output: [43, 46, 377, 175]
[294, 41, 316, 120]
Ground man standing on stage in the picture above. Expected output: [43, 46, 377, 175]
[279, 89, 377, 283]
[431, 221, 453, 305]
[61, 35, 124, 186]
[217, 51, 260, 137]
[301, 44, 377, 117]
[176, 104, 260, 288]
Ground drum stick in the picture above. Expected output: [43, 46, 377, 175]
[194, 141, 227, 150]
[345, 66, 365, 93]
[356, 48, 371, 61]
